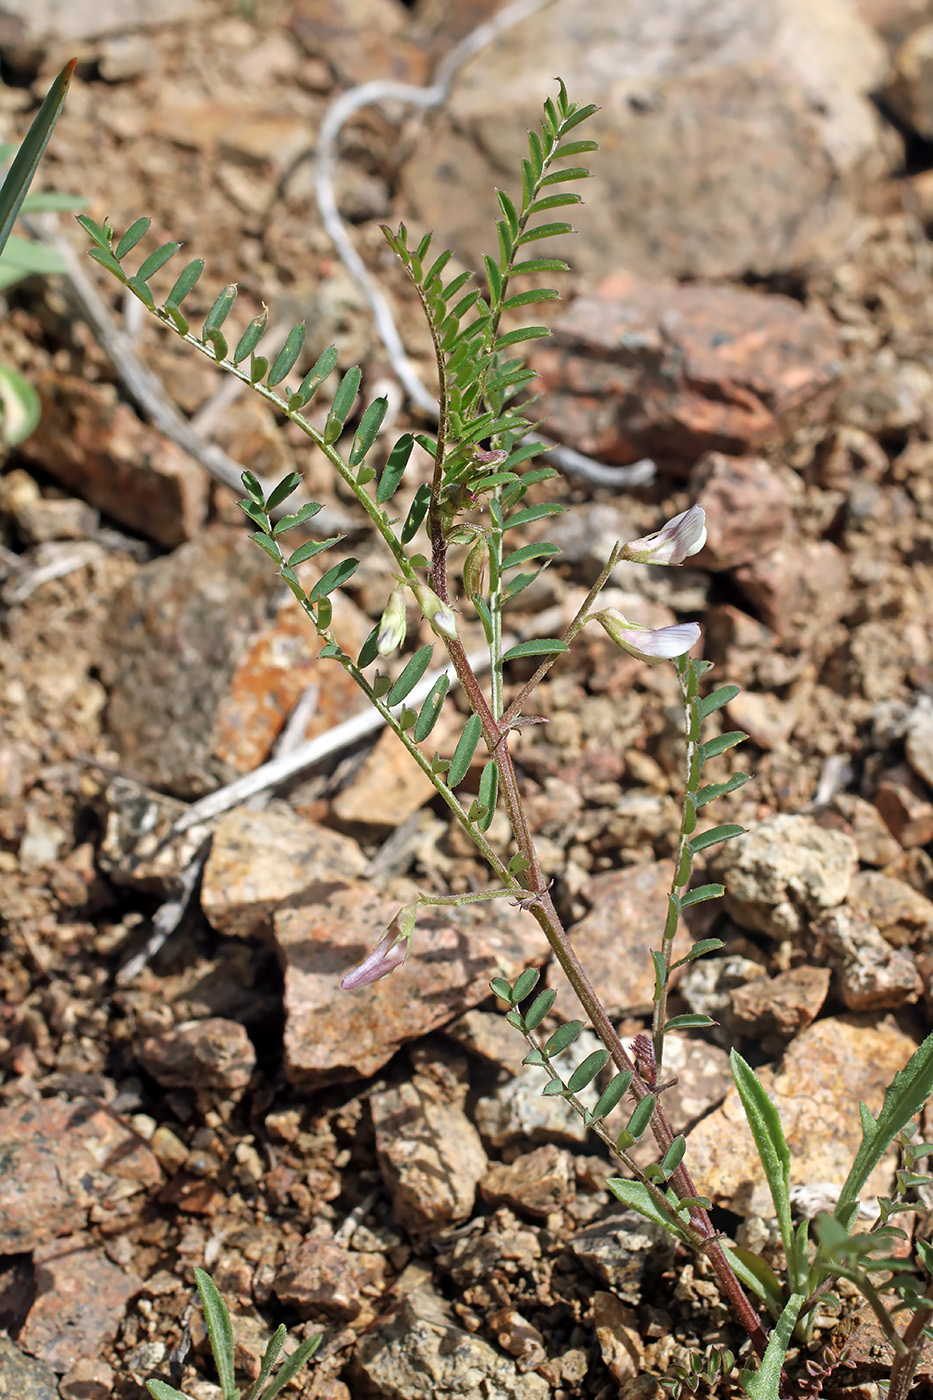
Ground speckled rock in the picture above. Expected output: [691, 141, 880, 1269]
[848, 870, 933, 947]
[443, 1008, 530, 1076]
[351, 1283, 549, 1400]
[275, 878, 544, 1085]
[874, 765, 933, 847]
[480, 1144, 575, 1219]
[474, 1029, 605, 1150]
[101, 529, 369, 797]
[18, 1234, 142, 1373]
[830, 793, 903, 867]
[906, 696, 933, 790]
[571, 1209, 674, 1303]
[0, 1098, 161, 1253]
[136, 1017, 256, 1092]
[691, 454, 794, 570]
[817, 906, 922, 1010]
[716, 814, 857, 938]
[729, 965, 831, 1041]
[331, 725, 439, 830]
[371, 1048, 488, 1234]
[549, 861, 680, 1015]
[687, 1016, 919, 1212]
[201, 802, 367, 939]
[593, 1292, 643, 1388]
[678, 954, 769, 1044]
[0, 1336, 58, 1400]
[273, 1229, 385, 1322]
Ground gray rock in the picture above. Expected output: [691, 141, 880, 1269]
[351, 1284, 549, 1400]
[474, 1029, 605, 1149]
[817, 906, 922, 1010]
[716, 814, 857, 938]
[401, 0, 891, 282]
[0, 0, 204, 47]
[0, 1336, 58, 1400]
[886, 21, 933, 137]
[571, 1209, 674, 1303]
[17, 1234, 142, 1373]
[371, 1049, 488, 1234]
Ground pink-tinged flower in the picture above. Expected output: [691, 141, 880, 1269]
[340, 904, 417, 990]
[594, 610, 701, 664]
[620, 504, 707, 566]
[340, 930, 408, 990]
[412, 581, 458, 640]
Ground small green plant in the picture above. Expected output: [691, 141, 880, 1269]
[0, 57, 80, 444]
[82, 80, 933, 1398]
[146, 1269, 321, 1400]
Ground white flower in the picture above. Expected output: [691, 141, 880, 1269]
[412, 581, 458, 640]
[620, 504, 707, 566]
[376, 585, 407, 657]
[594, 610, 701, 664]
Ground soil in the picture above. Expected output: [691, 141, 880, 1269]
[3, 3, 933, 1400]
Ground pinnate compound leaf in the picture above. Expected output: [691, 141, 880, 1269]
[115, 216, 151, 260]
[414, 674, 449, 743]
[524, 988, 556, 1029]
[568, 1049, 610, 1094]
[194, 1269, 236, 1400]
[386, 644, 433, 706]
[544, 1020, 583, 1056]
[512, 967, 540, 1003]
[448, 713, 483, 788]
[688, 824, 744, 854]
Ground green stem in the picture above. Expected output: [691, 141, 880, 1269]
[888, 1279, 933, 1400]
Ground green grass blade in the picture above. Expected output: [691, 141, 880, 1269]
[0, 58, 75, 260]
[739, 1293, 803, 1400]
[730, 1051, 795, 1272]
[193, 1269, 237, 1400]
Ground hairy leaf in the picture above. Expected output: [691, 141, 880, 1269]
[386, 644, 433, 707]
[448, 713, 483, 787]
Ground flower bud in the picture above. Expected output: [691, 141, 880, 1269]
[463, 536, 489, 598]
[376, 585, 407, 657]
[340, 905, 416, 990]
[594, 610, 700, 664]
[412, 581, 458, 640]
[620, 504, 707, 566]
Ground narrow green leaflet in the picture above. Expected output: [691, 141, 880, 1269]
[605, 1177, 692, 1243]
[414, 674, 449, 742]
[267, 322, 306, 386]
[146, 1384, 188, 1400]
[730, 1051, 795, 1272]
[592, 1070, 633, 1121]
[255, 1333, 322, 1400]
[115, 216, 151, 260]
[502, 638, 568, 661]
[377, 433, 414, 502]
[545, 1020, 583, 1055]
[386, 644, 433, 706]
[567, 1049, 609, 1094]
[448, 713, 482, 788]
[688, 824, 744, 853]
[698, 684, 741, 719]
[308, 557, 358, 600]
[524, 987, 556, 1029]
[137, 240, 180, 283]
[512, 967, 540, 1003]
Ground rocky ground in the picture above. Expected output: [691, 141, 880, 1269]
[5, 1, 933, 1397]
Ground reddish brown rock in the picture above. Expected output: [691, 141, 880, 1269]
[687, 1017, 919, 1210]
[729, 965, 831, 1040]
[330, 725, 438, 830]
[690, 453, 794, 570]
[875, 765, 933, 847]
[830, 793, 904, 867]
[530, 280, 842, 473]
[274, 1230, 385, 1322]
[0, 1098, 160, 1253]
[18, 373, 208, 549]
[274, 878, 544, 1084]
[817, 906, 922, 1009]
[848, 870, 933, 946]
[480, 1145, 575, 1219]
[136, 1018, 255, 1092]
[201, 803, 367, 939]
[371, 1054, 488, 1233]
[732, 538, 849, 636]
[18, 1235, 142, 1374]
[548, 861, 681, 1015]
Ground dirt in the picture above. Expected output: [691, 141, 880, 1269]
[3, 3, 933, 1399]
